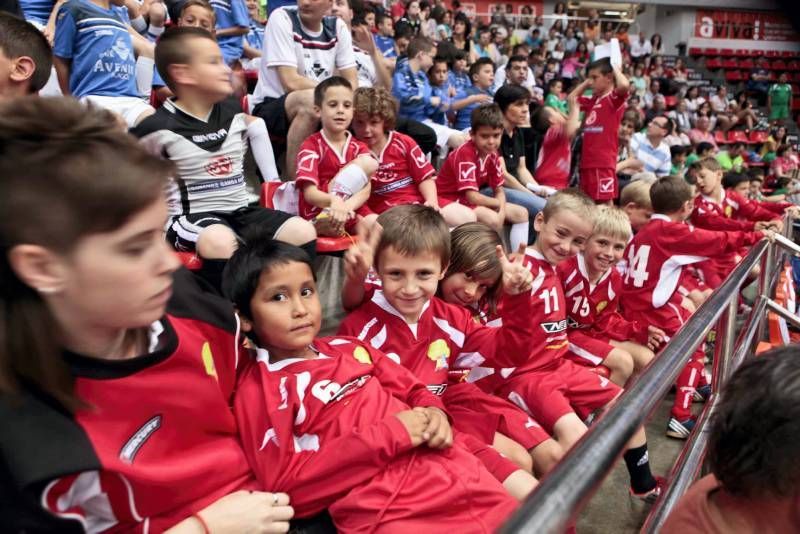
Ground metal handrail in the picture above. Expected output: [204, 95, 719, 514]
[500, 230, 783, 533]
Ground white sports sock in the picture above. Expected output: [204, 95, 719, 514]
[509, 222, 529, 251]
[135, 56, 155, 98]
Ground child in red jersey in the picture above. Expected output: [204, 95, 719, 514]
[723, 171, 799, 219]
[578, 57, 631, 203]
[475, 189, 665, 502]
[532, 81, 583, 191]
[621, 176, 768, 439]
[557, 207, 664, 387]
[295, 77, 378, 237]
[337, 205, 541, 499]
[350, 86, 452, 219]
[436, 104, 530, 250]
[691, 157, 782, 289]
[436, 222, 565, 477]
[225, 240, 520, 532]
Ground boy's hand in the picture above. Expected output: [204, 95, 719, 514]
[344, 223, 382, 283]
[394, 409, 430, 447]
[784, 206, 800, 218]
[472, 93, 492, 104]
[328, 196, 351, 228]
[498, 244, 534, 295]
[449, 85, 457, 98]
[423, 199, 441, 212]
[768, 219, 784, 232]
[413, 406, 453, 449]
[197, 490, 294, 534]
[646, 325, 666, 351]
[430, 96, 441, 108]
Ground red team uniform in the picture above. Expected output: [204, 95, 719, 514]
[471, 248, 621, 432]
[366, 131, 436, 214]
[534, 124, 572, 190]
[234, 337, 518, 533]
[691, 191, 778, 287]
[557, 254, 650, 367]
[295, 131, 372, 220]
[337, 285, 551, 453]
[578, 90, 628, 201]
[620, 214, 761, 420]
[436, 139, 504, 207]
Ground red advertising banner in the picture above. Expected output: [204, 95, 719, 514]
[694, 10, 799, 43]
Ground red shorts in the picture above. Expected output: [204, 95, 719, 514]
[443, 381, 550, 450]
[494, 358, 621, 432]
[438, 194, 475, 209]
[565, 329, 615, 366]
[579, 167, 618, 201]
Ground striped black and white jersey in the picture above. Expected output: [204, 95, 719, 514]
[131, 97, 250, 215]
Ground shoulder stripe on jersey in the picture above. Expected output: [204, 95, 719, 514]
[431, 317, 465, 348]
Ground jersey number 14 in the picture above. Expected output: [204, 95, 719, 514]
[625, 244, 651, 288]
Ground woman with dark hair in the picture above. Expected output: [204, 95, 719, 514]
[449, 12, 472, 57]
[650, 33, 663, 55]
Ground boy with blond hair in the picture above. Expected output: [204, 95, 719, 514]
[474, 189, 664, 502]
[557, 207, 665, 387]
[619, 179, 654, 233]
[621, 176, 767, 438]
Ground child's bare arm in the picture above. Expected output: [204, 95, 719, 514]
[565, 88, 582, 140]
[344, 181, 371, 212]
[464, 189, 501, 210]
[342, 224, 382, 310]
[418, 178, 440, 210]
[612, 64, 631, 95]
[53, 56, 71, 95]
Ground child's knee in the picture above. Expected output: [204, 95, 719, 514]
[607, 348, 635, 377]
[196, 224, 238, 259]
[275, 216, 317, 245]
[507, 203, 529, 223]
[530, 438, 564, 474]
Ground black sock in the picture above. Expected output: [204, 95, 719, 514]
[197, 258, 228, 296]
[300, 240, 317, 263]
[623, 444, 657, 494]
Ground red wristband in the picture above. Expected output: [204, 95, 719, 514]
[193, 513, 211, 534]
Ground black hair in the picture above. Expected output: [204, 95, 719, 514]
[546, 77, 562, 92]
[650, 175, 693, 213]
[708, 345, 800, 499]
[394, 20, 415, 40]
[722, 172, 750, 189]
[155, 26, 217, 91]
[222, 240, 315, 320]
[507, 54, 527, 67]
[0, 12, 52, 93]
[494, 84, 530, 114]
[313, 75, 352, 106]
[469, 57, 495, 81]
[587, 56, 612, 75]
[670, 145, 686, 159]
[453, 12, 471, 37]
[695, 141, 715, 156]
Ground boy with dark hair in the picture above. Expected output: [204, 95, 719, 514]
[131, 26, 314, 290]
[295, 76, 377, 236]
[374, 12, 396, 59]
[662, 345, 800, 533]
[0, 12, 52, 98]
[437, 104, 530, 250]
[226, 239, 521, 531]
[447, 48, 471, 94]
[621, 176, 766, 437]
[578, 57, 631, 203]
[209, 0, 248, 65]
[452, 56, 495, 131]
[53, 0, 156, 126]
[685, 140, 715, 167]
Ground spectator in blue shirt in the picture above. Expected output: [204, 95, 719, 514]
[452, 57, 494, 131]
[209, 0, 248, 65]
[391, 35, 435, 122]
[373, 12, 395, 59]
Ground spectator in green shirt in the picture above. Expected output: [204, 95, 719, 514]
[768, 72, 792, 124]
[716, 142, 746, 172]
[685, 141, 716, 168]
[670, 145, 687, 178]
[544, 78, 567, 115]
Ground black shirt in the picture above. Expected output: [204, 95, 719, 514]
[501, 126, 525, 179]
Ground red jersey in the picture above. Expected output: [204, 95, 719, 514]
[2, 270, 256, 533]
[234, 337, 517, 532]
[367, 131, 435, 214]
[337, 287, 533, 395]
[557, 254, 648, 344]
[621, 215, 761, 322]
[436, 139, 504, 205]
[295, 131, 372, 220]
[691, 190, 778, 232]
[578, 89, 628, 170]
[534, 124, 571, 189]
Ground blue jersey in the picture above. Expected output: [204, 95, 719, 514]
[54, 0, 138, 98]
[448, 70, 470, 95]
[245, 18, 265, 49]
[392, 62, 433, 122]
[19, 0, 54, 24]
[374, 34, 396, 58]
[454, 86, 493, 131]
[210, 0, 249, 63]
[427, 84, 451, 125]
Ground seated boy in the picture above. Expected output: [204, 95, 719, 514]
[557, 207, 664, 387]
[53, 0, 156, 126]
[436, 104, 530, 250]
[619, 178, 654, 233]
[209, 0, 248, 66]
[621, 176, 766, 438]
[131, 27, 313, 289]
[0, 12, 52, 99]
[224, 240, 519, 532]
[472, 189, 664, 502]
[452, 57, 495, 131]
[295, 76, 377, 237]
[723, 171, 798, 219]
[337, 205, 557, 493]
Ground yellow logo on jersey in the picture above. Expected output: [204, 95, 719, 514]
[724, 205, 733, 218]
[596, 300, 608, 313]
[427, 339, 450, 370]
[353, 346, 372, 364]
[201, 342, 218, 380]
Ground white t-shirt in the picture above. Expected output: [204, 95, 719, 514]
[354, 46, 376, 88]
[253, 6, 356, 104]
[630, 37, 652, 58]
[492, 64, 536, 94]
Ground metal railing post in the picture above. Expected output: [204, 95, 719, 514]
[712, 297, 738, 389]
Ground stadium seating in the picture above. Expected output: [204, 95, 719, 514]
[728, 130, 749, 144]
[176, 251, 203, 270]
[715, 130, 729, 145]
[749, 130, 769, 144]
[725, 70, 743, 82]
[705, 57, 722, 70]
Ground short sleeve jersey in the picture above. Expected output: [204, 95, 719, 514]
[578, 89, 628, 170]
[210, 0, 250, 62]
[295, 131, 372, 220]
[130, 98, 250, 215]
[253, 7, 355, 103]
[354, 46, 377, 88]
[367, 131, 435, 214]
[374, 34, 396, 58]
[534, 124, 571, 189]
[436, 139, 504, 203]
[245, 17, 265, 49]
[53, 0, 138, 98]
[19, 0, 53, 24]
[769, 83, 792, 108]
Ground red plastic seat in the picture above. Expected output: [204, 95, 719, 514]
[793, 98, 800, 111]
[689, 47, 702, 57]
[706, 57, 722, 70]
[765, 50, 780, 58]
[722, 58, 738, 69]
[243, 69, 259, 82]
[728, 130, 749, 144]
[740, 58, 754, 70]
[725, 70, 743, 82]
[781, 50, 794, 58]
[149, 89, 166, 109]
[720, 48, 735, 57]
[259, 182, 356, 255]
[176, 252, 203, 271]
[664, 95, 677, 109]
[715, 130, 730, 145]
[771, 59, 787, 71]
[703, 48, 719, 56]
[749, 130, 768, 144]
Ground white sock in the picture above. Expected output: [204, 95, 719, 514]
[510, 222, 529, 251]
[135, 56, 155, 98]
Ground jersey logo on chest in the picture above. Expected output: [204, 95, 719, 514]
[119, 415, 162, 464]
